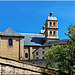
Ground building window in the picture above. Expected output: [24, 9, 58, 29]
[36, 52, 38, 55]
[50, 22, 52, 26]
[42, 57, 45, 59]
[25, 53, 28, 58]
[54, 31, 56, 35]
[8, 39, 13, 46]
[42, 47, 44, 49]
[36, 57, 38, 59]
[42, 51, 45, 55]
[53, 22, 55, 26]
[49, 46, 51, 49]
[50, 31, 52, 35]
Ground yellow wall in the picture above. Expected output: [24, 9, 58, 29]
[0, 36, 38, 61]
[23, 46, 29, 60]
[23, 46, 38, 60]
[0, 37, 20, 60]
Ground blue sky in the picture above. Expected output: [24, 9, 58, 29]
[0, 1, 75, 39]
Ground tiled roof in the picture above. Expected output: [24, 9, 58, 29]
[20, 33, 45, 46]
[0, 28, 23, 37]
[43, 39, 68, 46]
[33, 39, 69, 53]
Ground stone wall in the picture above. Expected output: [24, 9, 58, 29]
[0, 37, 21, 60]
[0, 57, 51, 75]
[26, 59, 46, 66]
[0, 57, 74, 75]
[33, 47, 50, 60]
[0, 65, 41, 75]
[23, 46, 39, 60]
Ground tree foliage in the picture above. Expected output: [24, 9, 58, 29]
[44, 23, 75, 74]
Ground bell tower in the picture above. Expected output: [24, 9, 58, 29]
[45, 12, 59, 41]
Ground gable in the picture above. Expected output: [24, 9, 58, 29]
[0, 28, 24, 37]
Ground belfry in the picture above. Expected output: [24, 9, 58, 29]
[45, 12, 59, 41]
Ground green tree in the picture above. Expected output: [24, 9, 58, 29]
[44, 23, 75, 75]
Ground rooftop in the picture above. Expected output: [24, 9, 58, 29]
[0, 28, 24, 37]
[20, 33, 45, 46]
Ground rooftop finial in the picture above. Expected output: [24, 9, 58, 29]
[42, 26, 45, 30]
[50, 12, 53, 17]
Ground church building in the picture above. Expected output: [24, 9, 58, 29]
[0, 12, 67, 65]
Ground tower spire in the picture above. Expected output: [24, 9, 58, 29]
[50, 12, 53, 17]
[45, 11, 59, 41]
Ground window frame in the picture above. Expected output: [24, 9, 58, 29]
[49, 46, 51, 49]
[36, 57, 39, 59]
[36, 52, 38, 55]
[50, 31, 52, 35]
[53, 22, 55, 26]
[8, 38, 13, 46]
[42, 51, 45, 55]
[25, 53, 28, 58]
[54, 31, 56, 35]
[50, 22, 52, 27]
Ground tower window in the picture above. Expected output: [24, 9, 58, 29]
[50, 31, 52, 35]
[8, 39, 13, 46]
[25, 53, 28, 58]
[36, 52, 38, 55]
[50, 22, 52, 26]
[54, 31, 56, 35]
[53, 22, 55, 26]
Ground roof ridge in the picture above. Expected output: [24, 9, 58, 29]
[1, 28, 18, 34]
[0, 28, 23, 37]
[20, 33, 44, 35]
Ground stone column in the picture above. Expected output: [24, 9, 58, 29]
[30, 47, 33, 59]
[20, 38, 24, 60]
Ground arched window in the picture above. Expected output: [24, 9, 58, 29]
[50, 22, 52, 26]
[54, 31, 56, 35]
[49, 46, 51, 49]
[8, 39, 13, 46]
[25, 53, 28, 58]
[50, 31, 52, 35]
[36, 52, 38, 55]
[42, 51, 45, 55]
[53, 22, 55, 26]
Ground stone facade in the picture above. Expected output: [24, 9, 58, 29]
[0, 37, 23, 60]
[45, 13, 59, 41]
[22, 46, 39, 60]
[33, 47, 50, 60]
